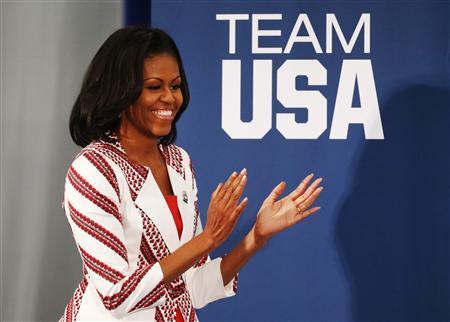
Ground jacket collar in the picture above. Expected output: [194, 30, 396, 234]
[103, 133, 194, 253]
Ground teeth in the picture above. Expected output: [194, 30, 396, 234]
[153, 110, 172, 117]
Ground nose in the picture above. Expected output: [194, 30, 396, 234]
[160, 86, 175, 105]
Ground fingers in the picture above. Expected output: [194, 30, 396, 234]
[211, 182, 223, 199]
[294, 177, 323, 206]
[263, 181, 286, 206]
[293, 206, 320, 225]
[290, 174, 323, 226]
[296, 186, 323, 212]
[228, 168, 247, 198]
[212, 170, 237, 201]
[212, 168, 247, 208]
[219, 171, 239, 196]
[225, 171, 248, 209]
[221, 168, 246, 203]
[288, 173, 314, 200]
[231, 196, 249, 218]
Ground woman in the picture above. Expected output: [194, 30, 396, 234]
[60, 26, 323, 321]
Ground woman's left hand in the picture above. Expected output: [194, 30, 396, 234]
[253, 174, 323, 244]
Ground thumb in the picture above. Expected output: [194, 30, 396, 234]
[263, 181, 286, 205]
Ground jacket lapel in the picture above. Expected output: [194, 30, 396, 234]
[134, 144, 195, 254]
[134, 169, 180, 253]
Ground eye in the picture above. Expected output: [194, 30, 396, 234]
[146, 85, 161, 90]
[171, 84, 181, 90]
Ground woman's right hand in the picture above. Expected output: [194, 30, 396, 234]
[202, 169, 249, 250]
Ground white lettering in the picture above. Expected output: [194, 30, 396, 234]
[221, 60, 272, 139]
[252, 14, 283, 54]
[326, 13, 370, 54]
[216, 14, 250, 54]
[330, 60, 383, 139]
[277, 60, 327, 139]
[284, 14, 323, 54]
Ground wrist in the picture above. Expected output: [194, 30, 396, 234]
[248, 227, 269, 250]
[197, 231, 216, 253]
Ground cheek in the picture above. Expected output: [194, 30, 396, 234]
[175, 92, 184, 108]
[139, 94, 159, 107]
[129, 104, 150, 125]
[134, 89, 159, 105]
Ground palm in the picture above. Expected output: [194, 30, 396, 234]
[255, 198, 298, 236]
[254, 174, 323, 240]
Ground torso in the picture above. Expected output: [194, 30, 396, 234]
[60, 137, 200, 321]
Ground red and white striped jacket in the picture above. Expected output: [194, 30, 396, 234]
[59, 135, 237, 321]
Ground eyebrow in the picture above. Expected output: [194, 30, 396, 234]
[144, 75, 181, 82]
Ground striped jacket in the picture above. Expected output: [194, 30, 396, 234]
[59, 135, 237, 321]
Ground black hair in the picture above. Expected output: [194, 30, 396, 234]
[69, 27, 190, 147]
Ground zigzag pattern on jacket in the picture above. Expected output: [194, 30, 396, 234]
[60, 137, 205, 322]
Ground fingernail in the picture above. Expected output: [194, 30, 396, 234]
[241, 174, 247, 181]
[309, 173, 314, 177]
[318, 177, 323, 182]
[318, 186, 324, 191]
[232, 171, 237, 176]
[240, 168, 247, 175]
[243, 197, 248, 202]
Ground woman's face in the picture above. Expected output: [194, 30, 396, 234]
[123, 53, 183, 139]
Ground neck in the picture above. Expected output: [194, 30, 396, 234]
[118, 120, 161, 164]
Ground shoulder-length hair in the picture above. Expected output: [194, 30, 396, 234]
[70, 27, 190, 147]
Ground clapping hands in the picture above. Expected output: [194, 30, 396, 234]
[201, 171, 323, 287]
[204, 170, 323, 250]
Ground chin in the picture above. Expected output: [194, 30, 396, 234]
[149, 126, 172, 139]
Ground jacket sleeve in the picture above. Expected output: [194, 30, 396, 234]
[183, 156, 238, 309]
[64, 150, 168, 317]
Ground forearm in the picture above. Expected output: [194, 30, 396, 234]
[160, 232, 214, 285]
[220, 227, 267, 286]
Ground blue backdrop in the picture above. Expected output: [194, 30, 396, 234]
[126, 1, 450, 321]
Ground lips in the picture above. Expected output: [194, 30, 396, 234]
[151, 109, 175, 120]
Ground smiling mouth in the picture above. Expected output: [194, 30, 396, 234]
[151, 109, 175, 120]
